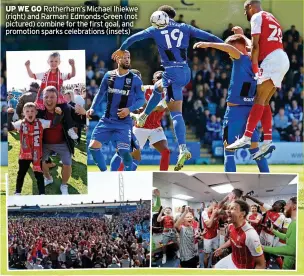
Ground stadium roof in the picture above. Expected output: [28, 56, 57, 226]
[7, 200, 150, 209]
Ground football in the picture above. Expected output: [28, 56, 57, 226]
[150, 11, 169, 29]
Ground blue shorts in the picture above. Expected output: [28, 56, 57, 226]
[162, 66, 191, 102]
[131, 131, 140, 151]
[91, 118, 131, 150]
[223, 105, 259, 145]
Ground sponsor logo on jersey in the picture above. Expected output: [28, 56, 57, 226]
[108, 87, 130, 96]
[243, 97, 255, 102]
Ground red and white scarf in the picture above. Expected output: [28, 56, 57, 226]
[19, 119, 43, 172]
[35, 69, 67, 109]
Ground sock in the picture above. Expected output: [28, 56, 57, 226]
[118, 148, 133, 171]
[110, 152, 122, 171]
[132, 159, 139, 171]
[144, 85, 162, 115]
[170, 111, 186, 146]
[224, 150, 236, 172]
[118, 163, 124, 171]
[160, 148, 170, 171]
[244, 104, 265, 138]
[261, 105, 272, 142]
[89, 148, 107, 171]
[249, 148, 270, 172]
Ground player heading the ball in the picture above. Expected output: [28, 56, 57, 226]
[112, 5, 223, 171]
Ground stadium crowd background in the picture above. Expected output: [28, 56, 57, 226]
[8, 203, 150, 269]
[84, 21, 303, 152]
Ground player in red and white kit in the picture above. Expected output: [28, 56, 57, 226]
[245, 194, 286, 247]
[202, 200, 219, 268]
[132, 71, 170, 171]
[214, 200, 266, 269]
[227, 0, 290, 160]
[247, 205, 263, 234]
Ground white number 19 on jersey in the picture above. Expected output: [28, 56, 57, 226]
[161, 29, 184, 49]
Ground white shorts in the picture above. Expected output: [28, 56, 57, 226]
[258, 49, 290, 88]
[215, 254, 237, 269]
[204, 236, 219, 254]
[133, 126, 167, 149]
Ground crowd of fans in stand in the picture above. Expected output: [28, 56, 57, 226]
[85, 23, 303, 147]
[8, 206, 151, 269]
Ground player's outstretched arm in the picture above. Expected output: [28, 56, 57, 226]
[194, 42, 242, 59]
[245, 195, 264, 207]
[112, 29, 152, 60]
[120, 29, 152, 51]
[189, 25, 223, 43]
[25, 60, 35, 78]
[90, 73, 109, 112]
[251, 35, 260, 77]
[264, 222, 296, 257]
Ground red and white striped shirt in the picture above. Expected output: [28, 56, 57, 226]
[229, 221, 263, 269]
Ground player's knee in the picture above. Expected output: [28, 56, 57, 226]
[89, 140, 101, 149]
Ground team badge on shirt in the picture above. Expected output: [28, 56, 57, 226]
[255, 244, 263, 254]
[126, 78, 131, 84]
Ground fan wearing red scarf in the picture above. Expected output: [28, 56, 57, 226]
[25, 52, 78, 142]
[9, 102, 62, 195]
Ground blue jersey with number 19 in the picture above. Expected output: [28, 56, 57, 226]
[120, 19, 223, 67]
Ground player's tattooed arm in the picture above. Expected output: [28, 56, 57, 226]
[25, 60, 35, 78]
[157, 208, 165, 222]
[193, 42, 241, 60]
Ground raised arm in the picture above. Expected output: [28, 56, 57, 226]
[175, 207, 189, 230]
[194, 42, 241, 59]
[25, 60, 35, 78]
[112, 29, 153, 60]
[245, 195, 264, 207]
[157, 209, 165, 223]
[68, 59, 76, 78]
[189, 25, 223, 43]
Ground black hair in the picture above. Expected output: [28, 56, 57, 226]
[290, 197, 297, 204]
[232, 188, 244, 198]
[158, 5, 176, 19]
[234, 200, 249, 217]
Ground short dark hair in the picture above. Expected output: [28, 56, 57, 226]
[290, 197, 297, 204]
[153, 71, 163, 81]
[274, 200, 286, 212]
[225, 34, 247, 47]
[49, 52, 60, 60]
[235, 200, 249, 217]
[232, 188, 244, 198]
[158, 5, 176, 19]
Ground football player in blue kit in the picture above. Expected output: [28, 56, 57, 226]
[194, 34, 269, 172]
[87, 51, 145, 171]
[112, 5, 223, 171]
